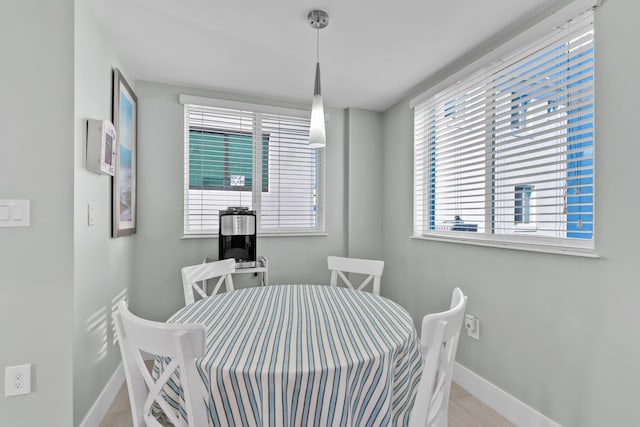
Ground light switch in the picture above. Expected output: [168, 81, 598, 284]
[87, 204, 95, 226]
[0, 200, 30, 227]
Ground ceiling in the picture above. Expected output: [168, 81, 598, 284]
[88, 0, 565, 112]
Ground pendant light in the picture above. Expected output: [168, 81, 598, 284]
[307, 9, 328, 148]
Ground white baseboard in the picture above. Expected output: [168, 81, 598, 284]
[79, 363, 125, 427]
[453, 362, 562, 427]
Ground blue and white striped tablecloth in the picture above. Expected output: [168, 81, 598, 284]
[157, 284, 422, 426]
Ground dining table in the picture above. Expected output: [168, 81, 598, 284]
[154, 284, 423, 427]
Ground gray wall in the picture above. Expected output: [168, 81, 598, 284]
[0, 1, 75, 425]
[72, 1, 135, 424]
[131, 82, 350, 321]
[346, 109, 384, 260]
[381, 1, 640, 425]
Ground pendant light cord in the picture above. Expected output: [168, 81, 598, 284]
[316, 28, 320, 63]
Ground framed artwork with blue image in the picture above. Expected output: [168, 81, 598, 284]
[112, 68, 137, 237]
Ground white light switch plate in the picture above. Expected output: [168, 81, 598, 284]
[0, 200, 30, 227]
[87, 203, 95, 226]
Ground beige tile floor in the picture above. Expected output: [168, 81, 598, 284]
[99, 381, 515, 427]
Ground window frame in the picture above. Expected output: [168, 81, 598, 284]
[410, 8, 597, 257]
[181, 95, 326, 237]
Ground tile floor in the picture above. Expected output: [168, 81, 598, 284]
[99, 381, 515, 427]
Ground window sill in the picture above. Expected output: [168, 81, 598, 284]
[410, 234, 600, 258]
[182, 232, 328, 239]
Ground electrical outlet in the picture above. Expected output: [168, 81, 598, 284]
[5, 364, 31, 396]
[464, 314, 480, 340]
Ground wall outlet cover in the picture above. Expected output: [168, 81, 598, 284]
[5, 364, 31, 397]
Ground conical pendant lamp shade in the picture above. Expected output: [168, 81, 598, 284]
[309, 62, 326, 148]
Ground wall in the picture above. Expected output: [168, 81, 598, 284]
[346, 109, 384, 260]
[130, 82, 347, 321]
[381, 0, 640, 425]
[0, 1, 75, 425]
[72, 1, 135, 424]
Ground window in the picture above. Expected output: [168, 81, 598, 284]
[183, 98, 325, 235]
[514, 184, 534, 225]
[413, 11, 594, 253]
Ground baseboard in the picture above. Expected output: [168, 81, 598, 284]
[453, 362, 562, 427]
[79, 363, 125, 427]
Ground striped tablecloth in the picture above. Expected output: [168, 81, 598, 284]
[156, 284, 422, 426]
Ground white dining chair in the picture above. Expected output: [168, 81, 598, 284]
[409, 287, 468, 427]
[113, 301, 207, 427]
[181, 258, 236, 306]
[327, 255, 385, 295]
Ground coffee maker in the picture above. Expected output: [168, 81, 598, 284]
[218, 207, 257, 268]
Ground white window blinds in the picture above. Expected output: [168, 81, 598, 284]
[413, 10, 594, 252]
[260, 114, 324, 231]
[184, 102, 325, 235]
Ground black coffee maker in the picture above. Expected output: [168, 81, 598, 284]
[218, 207, 257, 268]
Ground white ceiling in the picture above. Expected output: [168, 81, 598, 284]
[88, 0, 565, 112]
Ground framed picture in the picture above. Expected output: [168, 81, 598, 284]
[112, 68, 137, 237]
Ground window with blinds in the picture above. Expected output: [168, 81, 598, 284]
[413, 10, 594, 252]
[184, 102, 325, 235]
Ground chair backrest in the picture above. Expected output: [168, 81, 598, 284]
[327, 255, 385, 295]
[113, 301, 207, 427]
[409, 288, 468, 427]
[181, 258, 236, 306]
